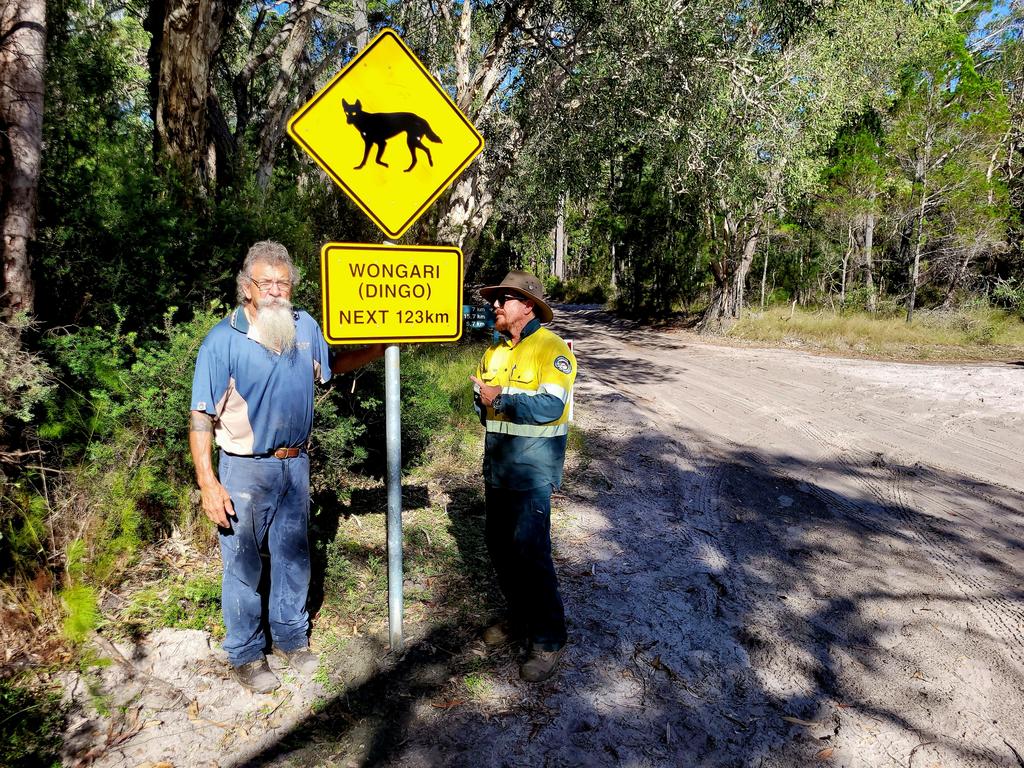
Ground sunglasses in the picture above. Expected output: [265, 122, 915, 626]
[493, 292, 524, 307]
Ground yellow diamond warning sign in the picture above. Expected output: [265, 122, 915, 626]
[288, 29, 484, 239]
[321, 243, 463, 344]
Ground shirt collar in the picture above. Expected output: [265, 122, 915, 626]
[520, 317, 542, 340]
[229, 305, 250, 334]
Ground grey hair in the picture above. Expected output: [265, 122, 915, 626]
[236, 241, 301, 304]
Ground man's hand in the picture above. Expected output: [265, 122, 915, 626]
[331, 343, 386, 375]
[470, 375, 501, 407]
[189, 410, 234, 529]
[199, 479, 235, 529]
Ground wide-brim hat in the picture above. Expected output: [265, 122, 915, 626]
[479, 270, 553, 324]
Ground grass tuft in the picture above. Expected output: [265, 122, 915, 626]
[729, 305, 1024, 359]
[60, 584, 99, 643]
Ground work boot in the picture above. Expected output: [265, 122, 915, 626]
[231, 658, 280, 693]
[482, 621, 515, 648]
[273, 645, 320, 676]
[519, 647, 565, 683]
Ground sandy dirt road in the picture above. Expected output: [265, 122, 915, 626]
[66, 306, 1024, 767]
[531, 307, 1024, 767]
[391, 307, 1024, 767]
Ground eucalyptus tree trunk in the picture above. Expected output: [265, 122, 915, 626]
[840, 223, 852, 307]
[354, 0, 368, 48]
[554, 190, 566, 279]
[149, 0, 241, 185]
[907, 151, 929, 324]
[702, 212, 760, 329]
[907, 183, 927, 323]
[233, 4, 300, 149]
[760, 235, 769, 310]
[256, 0, 320, 188]
[0, 0, 45, 318]
[862, 206, 876, 313]
[436, 0, 541, 259]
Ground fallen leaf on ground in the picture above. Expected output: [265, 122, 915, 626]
[816, 747, 835, 760]
[782, 716, 821, 728]
[187, 699, 200, 720]
[431, 699, 465, 709]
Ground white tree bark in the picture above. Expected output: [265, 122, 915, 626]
[0, 0, 46, 318]
[257, 0, 320, 188]
[862, 203, 876, 313]
[554, 190, 566, 279]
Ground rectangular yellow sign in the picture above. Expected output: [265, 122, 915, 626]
[321, 243, 464, 344]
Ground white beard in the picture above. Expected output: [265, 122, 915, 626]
[254, 298, 296, 353]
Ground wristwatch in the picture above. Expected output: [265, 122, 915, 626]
[492, 393, 505, 413]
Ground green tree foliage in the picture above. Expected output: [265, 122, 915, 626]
[35, 0, 377, 331]
[885, 28, 1008, 319]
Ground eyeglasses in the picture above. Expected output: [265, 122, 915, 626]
[493, 293, 523, 307]
[250, 277, 292, 293]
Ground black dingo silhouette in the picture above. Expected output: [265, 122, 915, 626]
[342, 98, 442, 172]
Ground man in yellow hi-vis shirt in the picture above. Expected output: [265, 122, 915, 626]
[470, 270, 577, 682]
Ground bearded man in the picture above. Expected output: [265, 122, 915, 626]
[189, 241, 382, 693]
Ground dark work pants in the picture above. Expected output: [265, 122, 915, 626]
[218, 451, 311, 666]
[484, 483, 567, 651]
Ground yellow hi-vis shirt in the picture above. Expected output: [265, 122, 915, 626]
[474, 319, 577, 490]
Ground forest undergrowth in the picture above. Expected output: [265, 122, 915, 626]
[0, 318, 490, 766]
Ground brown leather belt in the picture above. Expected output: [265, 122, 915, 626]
[271, 447, 301, 459]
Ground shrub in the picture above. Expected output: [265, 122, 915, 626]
[0, 680, 65, 768]
[841, 286, 877, 313]
[0, 315, 54, 437]
[122, 574, 223, 635]
[339, 342, 486, 478]
[34, 307, 222, 641]
[992, 278, 1024, 319]
[544, 276, 565, 300]
[562, 278, 607, 305]
[60, 583, 99, 643]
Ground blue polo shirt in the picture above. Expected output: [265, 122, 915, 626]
[190, 305, 331, 455]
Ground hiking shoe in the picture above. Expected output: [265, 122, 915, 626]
[231, 658, 280, 693]
[519, 647, 565, 683]
[482, 621, 515, 648]
[273, 645, 320, 676]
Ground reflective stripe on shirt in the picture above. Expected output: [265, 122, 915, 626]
[503, 382, 570, 402]
[485, 420, 569, 437]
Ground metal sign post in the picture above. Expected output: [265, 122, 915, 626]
[384, 343, 403, 650]
[288, 28, 483, 652]
[317, 244, 464, 654]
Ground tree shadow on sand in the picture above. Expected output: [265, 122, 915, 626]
[238, 400, 1024, 767]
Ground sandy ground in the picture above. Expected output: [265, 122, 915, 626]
[61, 306, 1024, 767]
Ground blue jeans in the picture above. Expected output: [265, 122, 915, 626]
[484, 484, 567, 651]
[218, 451, 311, 666]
